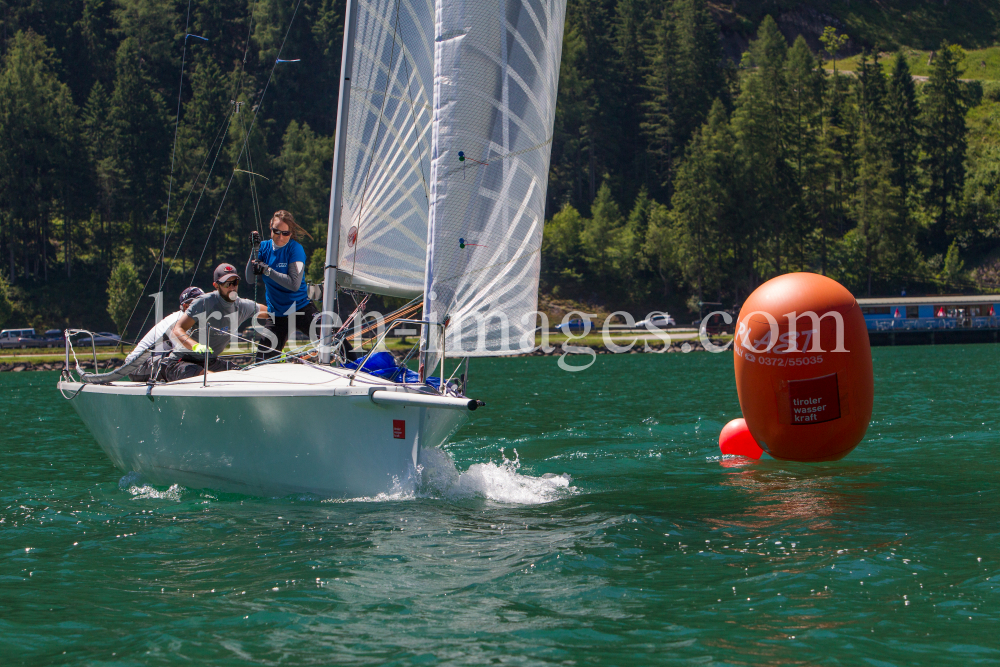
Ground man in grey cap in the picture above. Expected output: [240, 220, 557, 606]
[164, 263, 269, 382]
[79, 286, 208, 385]
[124, 286, 207, 382]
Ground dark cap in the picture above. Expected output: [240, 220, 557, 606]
[179, 286, 204, 306]
[213, 263, 240, 284]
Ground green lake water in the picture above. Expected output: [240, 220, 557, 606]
[3, 345, 1000, 665]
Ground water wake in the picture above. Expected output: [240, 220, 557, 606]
[322, 448, 575, 505]
[119, 472, 184, 501]
[418, 447, 574, 505]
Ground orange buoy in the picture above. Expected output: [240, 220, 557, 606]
[719, 418, 764, 460]
[732, 272, 874, 462]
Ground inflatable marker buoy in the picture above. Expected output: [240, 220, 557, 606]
[733, 273, 874, 462]
[719, 418, 764, 460]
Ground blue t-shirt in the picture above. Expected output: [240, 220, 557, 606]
[258, 239, 310, 314]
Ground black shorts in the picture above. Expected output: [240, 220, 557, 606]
[256, 301, 321, 362]
[127, 356, 170, 383]
[163, 357, 234, 382]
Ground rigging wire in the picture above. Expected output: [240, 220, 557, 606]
[237, 109, 265, 237]
[115, 104, 238, 346]
[161, 0, 198, 289]
[398, 35, 431, 202]
[131, 0, 260, 304]
[236, 107, 265, 306]
[116, 0, 302, 348]
[191, 0, 304, 283]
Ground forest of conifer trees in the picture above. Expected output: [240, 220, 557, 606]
[0, 0, 998, 335]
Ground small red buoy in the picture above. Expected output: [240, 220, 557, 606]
[733, 272, 874, 462]
[719, 418, 764, 460]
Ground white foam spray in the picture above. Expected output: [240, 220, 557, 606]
[418, 447, 574, 505]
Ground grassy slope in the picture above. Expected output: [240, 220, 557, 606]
[826, 47, 1000, 81]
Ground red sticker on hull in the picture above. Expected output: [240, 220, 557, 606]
[393, 420, 405, 439]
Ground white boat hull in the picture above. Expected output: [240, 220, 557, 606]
[57, 365, 473, 498]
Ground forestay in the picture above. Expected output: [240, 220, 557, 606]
[337, 0, 435, 298]
[422, 0, 566, 369]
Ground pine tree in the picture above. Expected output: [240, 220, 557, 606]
[569, 0, 620, 204]
[939, 240, 965, 289]
[581, 181, 624, 280]
[548, 22, 591, 214]
[731, 16, 792, 277]
[106, 256, 142, 335]
[78, 0, 118, 93]
[83, 81, 115, 226]
[106, 36, 170, 261]
[111, 0, 178, 91]
[278, 120, 333, 239]
[613, 0, 650, 199]
[922, 42, 968, 248]
[817, 65, 854, 276]
[542, 203, 587, 289]
[668, 0, 726, 151]
[785, 35, 823, 270]
[671, 99, 734, 303]
[643, 0, 725, 199]
[642, 5, 675, 196]
[643, 202, 682, 299]
[0, 271, 12, 327]
[614, 187, 654, 304]
[885, 51, 919, 217]
[0, 30, 78, 282]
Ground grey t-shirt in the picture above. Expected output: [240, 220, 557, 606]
[169, 292, 258, 361]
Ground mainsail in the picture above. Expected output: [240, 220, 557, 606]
[336, 0, 435, 298]
[422, 0, 567, 370]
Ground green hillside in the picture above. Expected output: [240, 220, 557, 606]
[827, 46, 1000, 81]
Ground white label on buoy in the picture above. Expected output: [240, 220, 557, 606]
[787, 373, 841, 425]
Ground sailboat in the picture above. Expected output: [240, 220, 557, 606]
[56, 0, 567, 498]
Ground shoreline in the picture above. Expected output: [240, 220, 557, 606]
[1, 341, 731, 373]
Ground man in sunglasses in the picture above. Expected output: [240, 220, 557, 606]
[124, 286, 206, 382]
[78, 286, 207, 385]
[164, 263, 269, 382]
[245, 210, 319, 362]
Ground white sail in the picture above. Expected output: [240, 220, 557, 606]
[337, 0, 435, 298]
[422, 0, 566, 367]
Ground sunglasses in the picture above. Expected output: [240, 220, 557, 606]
[219, 278, 240, 288]
[270, 227, 291, 237]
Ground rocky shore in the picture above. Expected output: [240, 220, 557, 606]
[514, 339, 729, 357]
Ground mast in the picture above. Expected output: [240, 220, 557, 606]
[320, 0, 359, 364]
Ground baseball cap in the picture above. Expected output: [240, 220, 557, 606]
[179, 286, 204, 306]
[213, 263, 240, 284]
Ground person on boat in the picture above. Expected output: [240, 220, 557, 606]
[124, 286, 206, 382]
[164, 263, 268, 382]
[77, 286, 206, 385]
[245, 209, 319, 362]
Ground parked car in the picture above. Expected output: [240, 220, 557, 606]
[554, 318, 590, 333]
[44, 330, 65, 347]
[72, 332, 123, 347]
[635, 313, 676, 329]
[0, 328, 46, 349]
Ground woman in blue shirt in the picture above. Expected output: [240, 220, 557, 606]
[246, 210, 318, 362]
